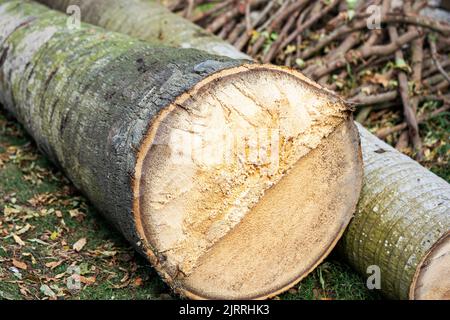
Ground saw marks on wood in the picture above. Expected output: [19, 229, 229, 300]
[134, 64, 362, 299]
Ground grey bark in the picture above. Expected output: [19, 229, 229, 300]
[36, 0, 251, 60]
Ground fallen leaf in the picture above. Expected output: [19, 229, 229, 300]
[4, 206, 20, 216]
[12, 259, 27, 270]
[22, 252, 37, 265]
[28, 238, 49, 246]
[79, 275, 96, 285]
[40, 284, 56, 298]
[12, 233, 25, 246]
[16, 224, 31, 235]
[73, 238, 87, 252]
[112, 281, 130, 289]
[69, 209, 85, 220]
[45, 261, 63, 269]
[369, 73, 391, 88]
[133, 277, 143, 287]
[19, 285, 31, 297]
[50, 231, 59, 241]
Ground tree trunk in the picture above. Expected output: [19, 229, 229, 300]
[34, 0, 450, 300]
[340, 125, 450, 300]
[0, 0, 362, 299]
[37, 0, 251, 60]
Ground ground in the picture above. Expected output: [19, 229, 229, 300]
[0, 105, 384, 300]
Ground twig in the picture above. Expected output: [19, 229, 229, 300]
[429, 35, 450, 85]
[245, 0, 252, 35]
[184, 0, 196, 19]
[388, 24, 423, 159]
[276, 0, 340, 56]
[191, 0, 233, 23]
[309, 28, 423, 79]
[234, 0, 276, 50]
[423, 58, 450, 78]
[347, 91, 398, 106]
[207, 7, 240, 33]
[377, 104, 450, 138]
[251, 0, 310, 56]
[262, 7, 302, 63]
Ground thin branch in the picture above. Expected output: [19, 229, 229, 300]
[429, 35, 450, 85]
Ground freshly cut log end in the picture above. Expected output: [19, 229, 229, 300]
[134, 64, 363, 299]
[411, 233, 450, 300]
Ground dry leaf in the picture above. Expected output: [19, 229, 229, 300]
[112, 280, 130, 289]
[12, 233, 25, 246]
[133, 277, 143, 287]
[16, 224, 31, 235]
[12, 259, 27, 270]
[45, 260, 63, 269]
[73, 238, 87, 252]
[69, 209, 85, 219]
[79, 275, 96, 285]
[50, 231, 59, 241]
[4, 206, 20, 216]
[370, 73, 390, 88]
[40, 284, 56, 298]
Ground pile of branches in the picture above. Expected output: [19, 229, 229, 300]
[167, 0, 450, 160]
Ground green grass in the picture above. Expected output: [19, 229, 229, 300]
[0, 105, 383, 300]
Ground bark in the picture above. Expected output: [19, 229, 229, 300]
[340, 125, 450, 300]
[36, 0, 250, 60]
[0, 0, 362, 300]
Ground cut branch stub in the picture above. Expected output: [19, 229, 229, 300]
[0, 1, 362, 299]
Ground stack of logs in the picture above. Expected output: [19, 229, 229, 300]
[0, 0, 449, 300]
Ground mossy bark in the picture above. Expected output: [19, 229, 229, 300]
[340, 124, 450, 299]
[36, 0, 251, 60]
[0, 0, 243, 264]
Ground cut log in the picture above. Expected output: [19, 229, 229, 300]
[340, 125, 450, 300]
[0, 0, 362, 299]
[37, 0, 450, 300]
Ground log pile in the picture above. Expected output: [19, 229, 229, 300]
[38, 0, 450, 299]
[0, 0, 363, 299]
